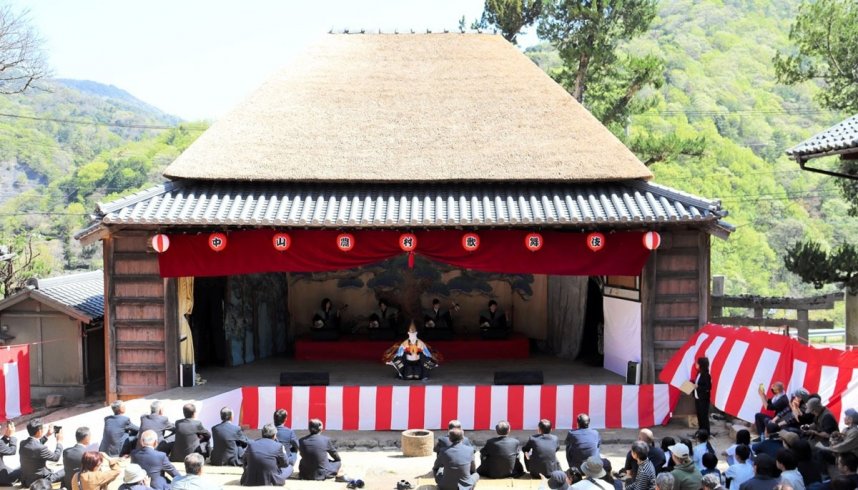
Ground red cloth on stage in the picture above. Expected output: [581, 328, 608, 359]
[156, 229, 652, 277]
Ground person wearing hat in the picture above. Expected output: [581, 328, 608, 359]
[117, 464, 155, 490]
[570, 456, 614, 490]
[669, 442, 703, 490]
[772, 389, 810, 431]
[547, 469, 570, 490]
[824, 408, 858, 456]
[778, 431, 799, 449]
[801, 398, 839, 445]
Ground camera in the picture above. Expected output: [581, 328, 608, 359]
[52, 425, 62, 434]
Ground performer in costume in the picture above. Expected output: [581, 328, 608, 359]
[383, 322, 442, 380]
[368, 299, 399, 340]
[310, 298, 343, 340]
[478, 300, 510, 339]
[422, 298, 458, 341]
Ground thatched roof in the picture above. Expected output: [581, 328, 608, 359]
[163, 33, 652, 183]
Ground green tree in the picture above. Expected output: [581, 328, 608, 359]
[778, 0, 858, 343]
[473, 0, 544, 44]
[536, 0, 704, 164]
[774, 0, 858, 114]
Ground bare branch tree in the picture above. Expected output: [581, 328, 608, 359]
[0, 4, 49, 94]
[1, 236, 41, 298]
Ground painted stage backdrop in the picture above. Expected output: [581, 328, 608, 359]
[289, 254, 546, 340]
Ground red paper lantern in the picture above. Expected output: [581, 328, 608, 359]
[208, 232, 227, 252]
[151, 234, 170, 253]
[525, 232, 543, 252]
[399, 233, 417, 252]
[272, 233, 291, 252]
[586, 232, 605, 252]
[643, 231, 662, 250]
[462, 233, 480, 252]
[336, 233, 355, 252]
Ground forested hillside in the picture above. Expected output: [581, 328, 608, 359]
[0, 79, 203, 279]
[528, 0, 854, 308]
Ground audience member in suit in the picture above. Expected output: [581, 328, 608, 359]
[273, 408, 299, 466]
[433, 427, 480, 490]
[139, 401, 175, 454]
[171, 453, 223, 490]
[522, 419, 561, 479]
[210, 406, 249, 466]
[298, 418, 342, 480]
[62, 427, 91, 490]
[170, 403, 211, 463]
[566, 413, 601, 471]
[19, 418, 64, 487]
[117, 463, 156, 490]
[0, 421, 21, 486]
[477, 420, 523, 479]
[130, 430, 180, 490]
[100, 400, 139, 457]
[240, 423, 293, 486]
[435, 420, 473, 454]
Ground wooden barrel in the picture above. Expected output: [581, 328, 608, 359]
[401, 429, 433, 457]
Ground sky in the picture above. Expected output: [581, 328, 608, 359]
[13, 1, 538, 121]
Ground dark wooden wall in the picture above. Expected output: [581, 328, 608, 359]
[641, 229, 710, 384]
[104, 231, 175, 401]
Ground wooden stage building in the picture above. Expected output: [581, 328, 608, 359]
[76, 32, 732, 405]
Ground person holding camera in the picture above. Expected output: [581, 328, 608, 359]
[19, 419, 64, 487]
[0, 421, 20, 486]
[801, 398, 838, 445]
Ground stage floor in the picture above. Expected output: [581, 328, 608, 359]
[177, 355, 625, 399]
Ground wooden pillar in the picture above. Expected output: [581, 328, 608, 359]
[164, 278, 179, 389]
[103, 236, 117, 403]
[640, 252, 657, 385]
[797, 309, 809, 345]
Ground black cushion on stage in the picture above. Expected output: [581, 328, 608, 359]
[493, 370, 543, 385]
[280, 371, 330, 386]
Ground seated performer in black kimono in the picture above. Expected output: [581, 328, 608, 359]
[479, 300, 510, 340]
[422, 298, 456, 341]
[368, 299, 399, 340]
[311, 298, 342, 341]
[383, 322, 442, 380]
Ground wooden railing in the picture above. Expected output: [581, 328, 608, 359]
[710, 276, 843, 345]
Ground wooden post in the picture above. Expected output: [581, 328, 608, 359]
[103, 235, 117, 403]
[711, 275, 723, 320]
[640, 253, 657, 384]
[797, 309, 809, 346]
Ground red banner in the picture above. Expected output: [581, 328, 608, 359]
[660, 323, 858, 424]
[157, 229, 652, 277]
[0, 345, 32, 421]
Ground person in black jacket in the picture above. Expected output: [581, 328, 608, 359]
[240, 423, 293, 486]
[0, 421, 20, 486]
[435, 420, 473, 454]
[211, 407, 249, 466]
[522, 419, 561, 479]
[298, 418, 342, 480]
[169, 403, 211, 462]
[434, 428, 479, 490]
[477, 420, 523, 479]
[139, 401, 174, 454]
[100, 400, 139, 456]
[566, 414, 601, 471]
[19, 419, 64, 487]
[62, 427, 90, 490]
[694, 357, 712, 433]
[754, 382, 787, 439]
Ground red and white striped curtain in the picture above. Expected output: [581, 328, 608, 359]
[0, 345, 32, 420]
[660, 323, 858, 424]
[240, 384, 675, 431]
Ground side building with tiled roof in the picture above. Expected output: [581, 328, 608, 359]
[0, 270, 104, 400]
[77, 32, 731, 402]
